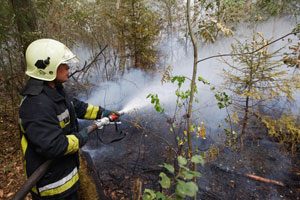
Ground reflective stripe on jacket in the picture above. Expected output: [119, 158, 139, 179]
[19, 83, 104, 199]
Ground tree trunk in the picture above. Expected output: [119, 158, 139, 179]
[187, 1, 199, 199]
[10, 0, 38, 70]
[166, 0, 174, 64]
[186, 0, 198, 157]
[241, 95, 249, 136]
[119, 30, 126, 75]
[241, 27, 255, 142]
[116, 0, 126, 75]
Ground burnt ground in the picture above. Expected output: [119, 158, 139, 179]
[81, 111, 172, 199]
[199, 137, 300, 200]
[81, 111, 300, 200]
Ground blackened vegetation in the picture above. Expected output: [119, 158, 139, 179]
[81, 111, 300, 200]
[199, 119, 300, 200]
[82, 110, 173, 199]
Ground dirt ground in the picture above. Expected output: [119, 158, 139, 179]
[0, 102, 32, 200]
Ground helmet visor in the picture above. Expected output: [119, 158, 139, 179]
[61, 56, 80, 64]
[61, 47, 80, 65]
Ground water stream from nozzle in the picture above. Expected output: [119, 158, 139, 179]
[119, 93, 151, 114]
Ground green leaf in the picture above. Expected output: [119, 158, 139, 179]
[198, 76, 209, 84]
[182, 171, 194, 180]
[179, 165, 190, 172]
[191, 155, 205, 166]
[142, 194, 152, 200]
[217, 102, 224, 109]
[191, 171, 201, 177]
[185, 182, 198, 196]
[175, 180, 198, 198]
[163, 163, 175, 174]
[155, 192, 166, 200]
[171, 77, 176, 83]
[159, 172, 171, 189]
[143, 189, 156, 200]
[178, 156, 187, 166]
[175, 180, 186, 198]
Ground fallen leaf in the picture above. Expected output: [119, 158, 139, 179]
[16, 166, 21, 172]
[8, 172, 14, 177]
[7, 192, 14, 198]
[7, 179, 13, 186]
[0, 189, 4, 198]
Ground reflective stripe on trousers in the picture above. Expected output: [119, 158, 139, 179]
[35, 167, 79, 196]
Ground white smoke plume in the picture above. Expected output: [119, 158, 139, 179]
[74, 16, 298, 133]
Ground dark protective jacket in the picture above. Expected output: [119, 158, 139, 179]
[18, 80, 104, 199]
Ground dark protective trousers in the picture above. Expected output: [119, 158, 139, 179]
[31, 191, 78, 200]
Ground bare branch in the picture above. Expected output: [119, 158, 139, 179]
[196, 31, 300, 64]
[69, 45, 108, 78]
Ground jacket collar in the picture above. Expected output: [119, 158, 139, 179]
[20, 78, 44, 96]
[43, 83, 66, 102]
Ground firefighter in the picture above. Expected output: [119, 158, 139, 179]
[18, 39, 116, 200]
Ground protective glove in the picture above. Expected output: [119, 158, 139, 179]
[94, 117, 110, 129]
[101, 109, 113, 118]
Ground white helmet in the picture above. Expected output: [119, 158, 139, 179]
[25, 39, 79, 81]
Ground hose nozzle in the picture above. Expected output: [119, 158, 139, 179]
[108, 110, 125, 121]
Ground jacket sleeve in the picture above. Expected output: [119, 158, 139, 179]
[72, 98, 104, 120]
[19, 96, 71, 159]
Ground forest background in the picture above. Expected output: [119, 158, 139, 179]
[1, 0, 300, 199]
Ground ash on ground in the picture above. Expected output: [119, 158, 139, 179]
[81, 111, 300, 200]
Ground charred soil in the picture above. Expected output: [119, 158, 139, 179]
[82, 112, 300, 200]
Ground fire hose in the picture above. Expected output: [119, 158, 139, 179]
[12, 113, 123, 200]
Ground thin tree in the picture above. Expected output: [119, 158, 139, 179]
[222, 30, 300, 146]
[186, 0, 198, 158]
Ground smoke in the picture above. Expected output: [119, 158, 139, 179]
[82, 145, 115, 162]
[74, 17, 299, 199]
[76, 16, 298, 134]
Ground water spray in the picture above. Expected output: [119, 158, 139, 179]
[119, 93, 152, 114]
